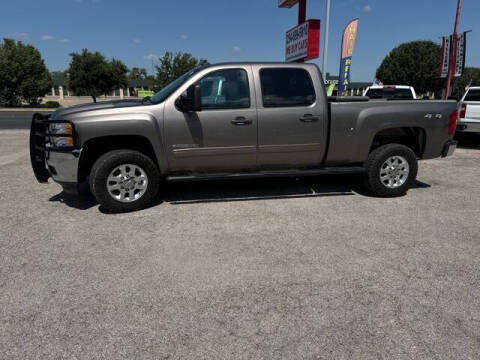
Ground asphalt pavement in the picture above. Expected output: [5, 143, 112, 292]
[0, 110, 54, 129]
[1, 130, 479, 359]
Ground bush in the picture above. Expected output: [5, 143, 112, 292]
[44, 101, 61, 108]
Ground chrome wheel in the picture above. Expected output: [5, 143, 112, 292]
[379, 156, 410, 189]
[106, 164, 148, 203]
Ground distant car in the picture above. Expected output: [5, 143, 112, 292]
[457, 87, 480, 133]
[363, 85, 417, 100]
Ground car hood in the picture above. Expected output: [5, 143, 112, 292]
[51, 99, 146, 119]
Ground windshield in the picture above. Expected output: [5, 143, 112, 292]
[365, 88, 414, 99]
[150, 67, 205, 104]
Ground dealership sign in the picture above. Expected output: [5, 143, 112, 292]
[278, 0, 299, 8]
[285, 19, 320, 62]
[440, 32, 467, 78]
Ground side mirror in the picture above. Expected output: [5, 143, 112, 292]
[176, 84, 202, 112]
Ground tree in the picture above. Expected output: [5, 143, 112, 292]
[451, 67, 480, 100]
[128, 67, 148, 81]
[67, 49, 128, 102]
[155, 52, 208, 90]
[376, 41, 444, 96]
[0, 38, 52, 106]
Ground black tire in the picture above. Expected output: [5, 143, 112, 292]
[89, 149, 160, 213]
[364, 144, 418, 197]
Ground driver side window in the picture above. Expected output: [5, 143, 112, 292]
[200, 69, 250, 110]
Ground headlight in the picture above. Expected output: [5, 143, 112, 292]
[49, 123, 72, 135]
[48, 122, 74, 147]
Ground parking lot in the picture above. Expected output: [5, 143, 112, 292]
[1, 129, 479, 359]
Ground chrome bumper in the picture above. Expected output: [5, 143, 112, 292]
[46, 149, 81, 193]
[457, 121, 480, 133]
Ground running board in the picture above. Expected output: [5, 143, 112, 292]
[166, 166, 365, 182]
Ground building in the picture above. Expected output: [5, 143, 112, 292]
[324, 73, 371, 96]
[43, 72, 155, 106]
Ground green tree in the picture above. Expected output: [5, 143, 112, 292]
[376, 41, 443, 96]
[451, 67, 480, 100]
[67, 49, 128, 102]
[0, 38, 52, 106]
[128, 67, 148, 81]
[155, 52, 208, 89]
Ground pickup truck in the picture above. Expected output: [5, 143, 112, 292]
[363, 85, 417, 100]
[457, 86, 480, 133]
[30, 62, 458, 212]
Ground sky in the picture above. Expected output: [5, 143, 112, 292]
[1, 0, 479, 82]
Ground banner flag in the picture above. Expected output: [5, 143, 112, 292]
[440, 36, 451, 78]
[326, 83, 335, 96]
[454, 32, 467, 77]
[338, 19, 359, 96]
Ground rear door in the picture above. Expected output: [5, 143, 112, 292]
[252, 65, 327, 168]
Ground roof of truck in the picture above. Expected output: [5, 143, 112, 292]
[211, 61, 318, 66]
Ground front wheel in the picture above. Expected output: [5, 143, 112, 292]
[89, 150, 160, 213]
[364, 144, 418, 197]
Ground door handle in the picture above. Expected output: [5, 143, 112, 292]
[231, 117, 252, 126]
[299, 114, 319, 122]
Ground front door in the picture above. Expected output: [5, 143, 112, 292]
[164, 66, 257, 172]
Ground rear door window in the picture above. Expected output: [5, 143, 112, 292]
[465, 89, 480, 101]
[260, 68, 316, 107]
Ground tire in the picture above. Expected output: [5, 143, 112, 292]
[364, 144, 418, 197]
[89, 150, 160, 213]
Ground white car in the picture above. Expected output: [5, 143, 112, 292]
[363, 85, 417, 100]
[457, 87, 480, 133]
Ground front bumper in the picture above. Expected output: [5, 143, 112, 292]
[46, 150, 81, 183]
[441, 140, 457, 158]
[30, 113, 80, 194]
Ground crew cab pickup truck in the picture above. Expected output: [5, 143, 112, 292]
[30, 62, 458, 212]
[457, 87, 480, 133]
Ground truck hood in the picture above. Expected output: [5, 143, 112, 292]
[51, 99, 146, 120]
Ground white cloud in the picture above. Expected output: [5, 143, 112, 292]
[233, 46, 242, 53]
[144, 54, 159, 61]
[13, 32, 29, 39]
[363, 4, 372, 12]
[133, 38, 142, 44]
[59, 38, 70, 43]
[180, 34, 188, 40]
[40, 35, 54, 41]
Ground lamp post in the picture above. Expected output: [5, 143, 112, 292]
[322, 0, 331, 76]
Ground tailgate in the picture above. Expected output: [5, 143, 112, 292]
[464, 102, 480, 122]
[29, 113, 50, 183]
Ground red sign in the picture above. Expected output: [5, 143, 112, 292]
[285, 19, 320, 62]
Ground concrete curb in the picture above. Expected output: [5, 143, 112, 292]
[0, 108, 56, 112]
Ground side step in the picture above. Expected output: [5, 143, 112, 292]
[166, 166, 365, 182]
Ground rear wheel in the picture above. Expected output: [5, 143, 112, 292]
[364, 144, 418, 197]
[89, 150, 160, 212]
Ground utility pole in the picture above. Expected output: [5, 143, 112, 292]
[322, 0, 331, 76]
[298, 0, 306, 24]
[445, 0, 462, 99]
[296, 0, 307, 63]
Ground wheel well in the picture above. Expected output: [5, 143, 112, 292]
[370, 127, 426, 157]
[78, 135, 159, 183]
